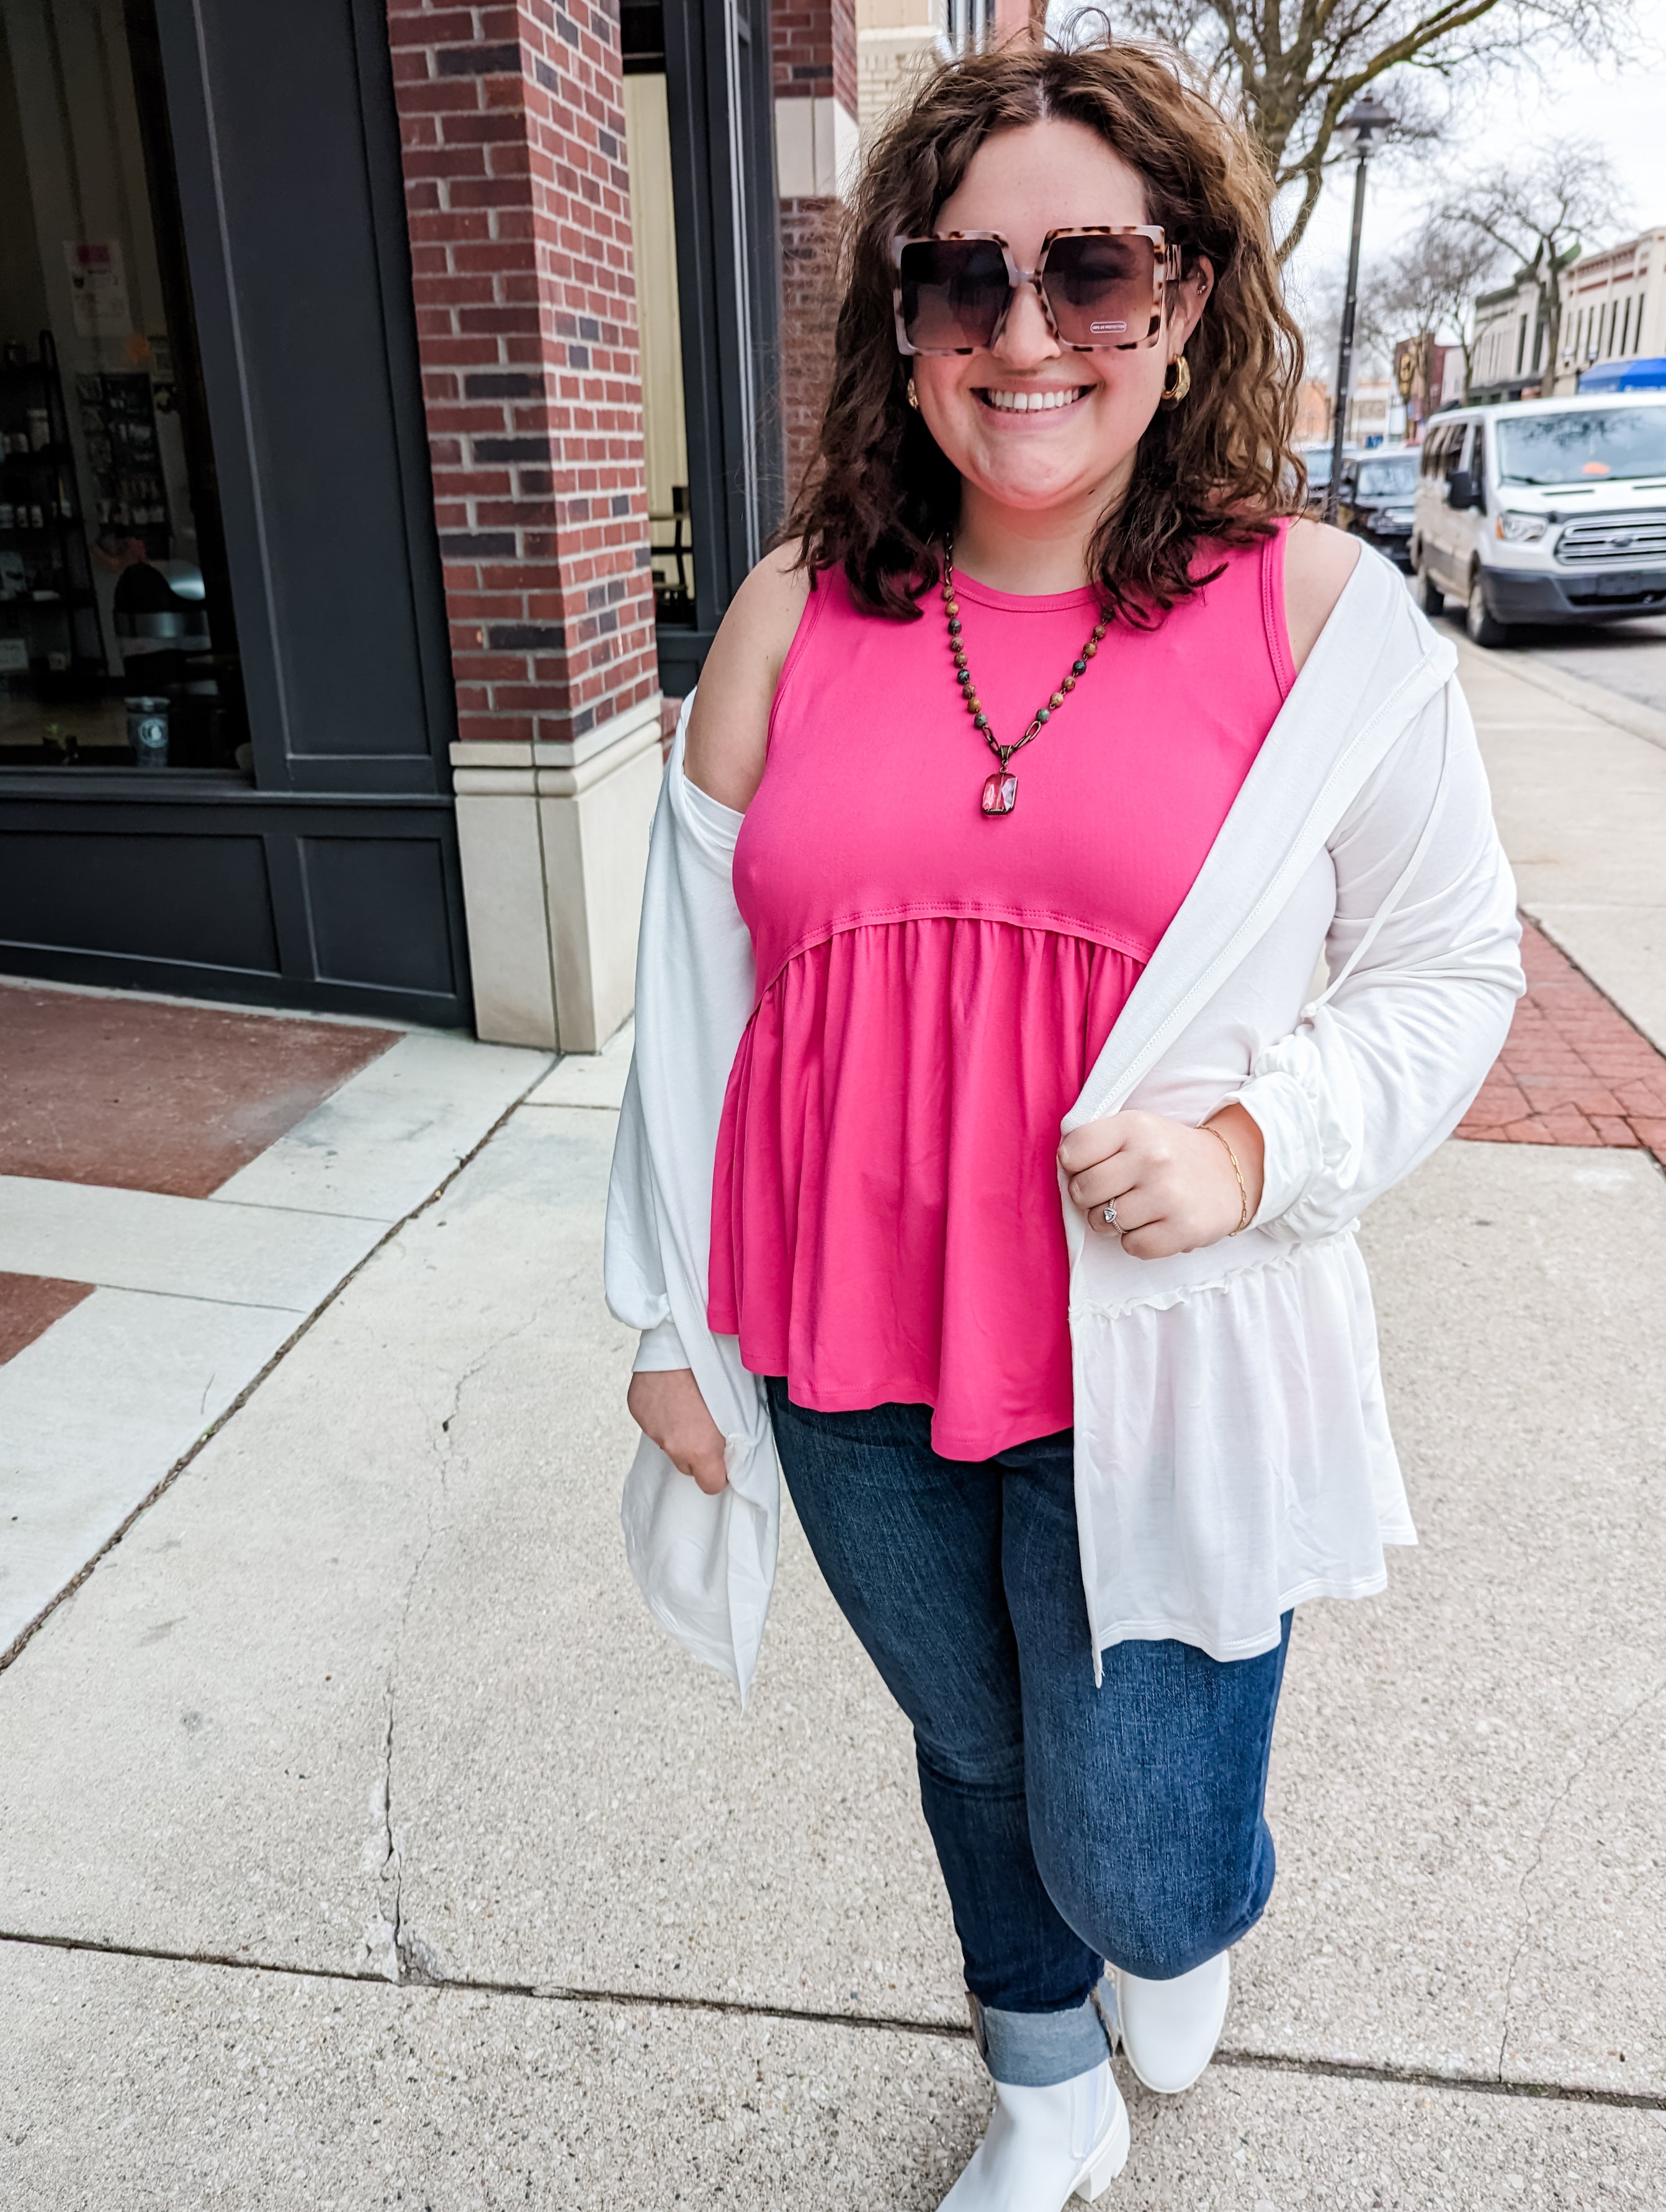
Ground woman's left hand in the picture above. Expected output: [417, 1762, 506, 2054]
[1058, 1104, 1266, 1260]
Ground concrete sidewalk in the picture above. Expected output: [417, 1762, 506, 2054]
[0, 982, 552, 1657]
[4, 649, 1666, 2207]
[1459, 630, 1666, 1053]
[1520, 611, 1666, 728]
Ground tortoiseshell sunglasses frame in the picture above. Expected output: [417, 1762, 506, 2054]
[891, 226, 1179, 356]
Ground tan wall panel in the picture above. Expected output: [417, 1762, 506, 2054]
[623, 73, 689, 521]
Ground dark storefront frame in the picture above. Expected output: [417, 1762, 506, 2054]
[1, 0, 468, 1025]
[648, 0, 786, 695]
[1, 0, 782, 1023]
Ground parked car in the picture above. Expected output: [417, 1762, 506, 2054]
[1335, 447, 1418, 568]
[1410, 393, 1666, 644]
[1292, 440, 1360, 512]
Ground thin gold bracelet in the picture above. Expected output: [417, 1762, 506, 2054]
[1201, 1120, 1251, 1235]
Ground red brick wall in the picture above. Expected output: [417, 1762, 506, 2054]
[773, 0, 857, 117]
[386, 0, 656, 749]
[780, 197, 843, 505]
[836, 0, 858, 115]
[773, 0, 858, 508]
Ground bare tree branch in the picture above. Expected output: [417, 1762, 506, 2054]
[1441, 138, 1626, 377]
[1064, 0, 1634, 257]
[1361, 212, 1502, 383]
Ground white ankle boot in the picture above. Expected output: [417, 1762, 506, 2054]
[939, 2058, 1129, 2210]
[1112, 1950, 1230, 2095]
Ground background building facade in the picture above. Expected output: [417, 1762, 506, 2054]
[1464, 225, 1665, 406]
[1552, 228, 1666, 391]
[0, 0, 789, 1050]
[0, 0, 1057, 1050]
[1469, 270, 1552, 406]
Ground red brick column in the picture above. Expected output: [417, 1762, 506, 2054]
[386, 0, 656, 751]
[774, 0, 857, 110]
[773, 0, 858, 502]
[383, 2, 663, 1053]
[779, 198, 843, 504]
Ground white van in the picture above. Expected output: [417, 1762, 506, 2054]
[1410, 392, 1666, 644]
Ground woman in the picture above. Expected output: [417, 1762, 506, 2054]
[607, 37, 1521, 2209]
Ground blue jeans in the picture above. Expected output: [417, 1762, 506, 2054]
[766, 1383, 1292, 2085]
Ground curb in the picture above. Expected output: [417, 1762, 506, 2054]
[1455, 631, 1666, 755]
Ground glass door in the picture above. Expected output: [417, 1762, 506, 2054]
[0, 0, 242, 773]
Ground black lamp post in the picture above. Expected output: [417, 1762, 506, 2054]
[1324, 95, 1395, 525]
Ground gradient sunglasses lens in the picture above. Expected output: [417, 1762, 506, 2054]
[1041, 233, 1160, 347]
[898, 238, 1011, 351]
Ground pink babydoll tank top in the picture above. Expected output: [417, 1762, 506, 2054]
[708, 528, 1296, 1460]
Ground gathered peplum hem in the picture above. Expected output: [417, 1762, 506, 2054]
[1070, 1228, 1415, 1672]
[710, 913, 1142, 1461]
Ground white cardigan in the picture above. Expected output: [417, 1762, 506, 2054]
[604, 547, 1524, 1700]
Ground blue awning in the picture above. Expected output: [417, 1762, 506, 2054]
[1578, 357, 1666, 392]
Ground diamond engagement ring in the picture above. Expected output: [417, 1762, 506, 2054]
[1102, 1200, 1119, 1230]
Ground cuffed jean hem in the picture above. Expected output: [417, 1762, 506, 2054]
[967, 1973, 1119, 2086]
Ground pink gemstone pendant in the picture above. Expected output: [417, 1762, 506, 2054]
[981, 770, 1018, 816]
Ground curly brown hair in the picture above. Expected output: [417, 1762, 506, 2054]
[784, 35, 1305, 624]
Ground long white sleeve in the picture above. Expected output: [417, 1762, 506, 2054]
[1238, 676, 1525, 1239]
[604, 749, 754, 1344]
[632, 1318, 690, 1372]
[602, 699, 781, 1702]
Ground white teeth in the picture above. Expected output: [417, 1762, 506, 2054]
[982, 387, 1084, 413]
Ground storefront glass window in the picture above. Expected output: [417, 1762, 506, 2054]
[0, 0, 243, 772]
[622, 0, 696, 632]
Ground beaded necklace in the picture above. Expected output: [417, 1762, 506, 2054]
[942, 543, 1109, 817]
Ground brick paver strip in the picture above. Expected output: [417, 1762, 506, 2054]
[1456, 919, 1666, 1165]
[0, 988, 396, 1198]
[0, 1272, 94, 1367]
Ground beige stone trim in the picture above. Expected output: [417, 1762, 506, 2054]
[535, 710, 662, 798]
[451, 767, 537, 796]
[538, 734, 663, 1054]
[450, 693, 663, 1051]
[449, 690, 661, 778]
[449, 741, 536, 770]
[453, 785, 560, 1049]
[774, 93, 860, 200]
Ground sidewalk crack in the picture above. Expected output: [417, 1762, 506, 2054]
[6, 1924, 1666, 2115]
[1497, 1670, 1666, 2079]
[367, 1319, 540, 1987]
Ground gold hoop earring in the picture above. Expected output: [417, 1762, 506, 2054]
[1160, 355, 1191, 408]
[907, 376, 920, 410]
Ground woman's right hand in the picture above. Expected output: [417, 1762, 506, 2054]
[626, 1368, 730, 1494]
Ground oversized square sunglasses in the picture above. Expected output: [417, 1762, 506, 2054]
[891, 226, 1179, 356]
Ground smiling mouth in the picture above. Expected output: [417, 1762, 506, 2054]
[977, 386, 1090, 414]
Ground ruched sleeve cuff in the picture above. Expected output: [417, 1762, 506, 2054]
[1234, 1061, 1327, 1234]
[632, 1316, 691, 1373]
